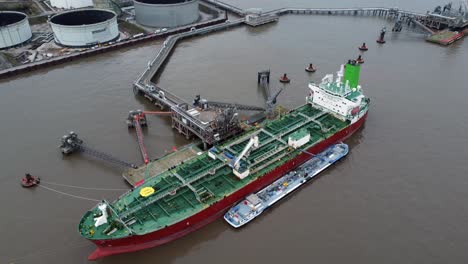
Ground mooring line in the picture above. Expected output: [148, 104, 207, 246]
[38, 185, 101, 202]
[40, 180, 128, 191]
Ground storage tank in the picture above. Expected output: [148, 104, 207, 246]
[49, 9, 119, 47]
[50, 0, 94, 9]
[0, 11, 32, 49]
[134, 0, 199, 28]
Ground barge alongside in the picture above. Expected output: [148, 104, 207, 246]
[78, 60, 369, 260]
[224, 143, 349, 228]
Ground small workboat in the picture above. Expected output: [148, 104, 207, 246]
[21, 173, 40, 188]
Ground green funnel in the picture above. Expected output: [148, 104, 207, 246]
[343, 60, 360, 89]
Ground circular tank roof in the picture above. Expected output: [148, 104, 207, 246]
[0, 11, 27, 27]
[135, 0, 193, 4]
[50, 9, 115, 26]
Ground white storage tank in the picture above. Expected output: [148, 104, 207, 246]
[49, 9, 119, 47]
[50, 0, 94, 9]
[134, 0, 199, 28]
[0, 11, 32, 49]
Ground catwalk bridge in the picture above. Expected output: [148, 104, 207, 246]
[134, 18, 248, 148]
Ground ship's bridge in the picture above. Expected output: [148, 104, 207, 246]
[319, 81, 353, 97]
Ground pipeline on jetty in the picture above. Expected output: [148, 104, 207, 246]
[133, 18, 246, 149]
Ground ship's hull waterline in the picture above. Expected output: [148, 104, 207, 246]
[87, 112, 368, 260]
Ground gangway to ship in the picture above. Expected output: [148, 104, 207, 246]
[59, 131, 137, 169]
[126, 110, 172, 164]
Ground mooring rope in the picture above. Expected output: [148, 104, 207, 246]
[38, 185, 101, 202]
[40, 180, 128, 191]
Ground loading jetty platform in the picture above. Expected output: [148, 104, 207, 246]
[133, 18, 247, 150]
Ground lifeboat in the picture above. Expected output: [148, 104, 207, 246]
[279, 73, 290, 83]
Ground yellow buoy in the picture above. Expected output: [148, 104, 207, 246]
[140, 187, 155, 197]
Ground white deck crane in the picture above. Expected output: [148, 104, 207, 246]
[231, 135, 259, 179]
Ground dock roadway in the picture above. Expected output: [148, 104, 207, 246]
[123, 143, 203, 187]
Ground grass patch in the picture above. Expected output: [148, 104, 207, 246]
[29, 15, 49, 25]
[118, 21, 147, 35]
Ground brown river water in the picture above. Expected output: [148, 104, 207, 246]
[0, 0, 467, 263]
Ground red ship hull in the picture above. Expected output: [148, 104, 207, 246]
[88, 112, 368, 260]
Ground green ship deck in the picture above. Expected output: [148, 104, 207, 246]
[79, 102, 366, 240]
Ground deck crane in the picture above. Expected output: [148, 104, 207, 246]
[126, 110, 171, 164]
[230, 135, 260, 179]
[59, 131, 137, 169]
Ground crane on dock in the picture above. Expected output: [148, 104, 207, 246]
[193, 95, 266, 112]
[126, 110, 172, 164]
[59, 131, 137, 168]
[265, 86, 284, 118]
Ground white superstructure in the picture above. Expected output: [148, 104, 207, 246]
[288, 130, 310, 149]
[307, 62, 368, 123]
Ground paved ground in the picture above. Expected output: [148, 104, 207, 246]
[123, 144, 203, 186]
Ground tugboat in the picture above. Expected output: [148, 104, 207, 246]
[224, 143, 349, 228]
[358, 42, 368, 51]
[279, 73, 290, 83]
[305, 63, 317, 72]
[356, 55, 364, 64]
[21, 173, 40, 188]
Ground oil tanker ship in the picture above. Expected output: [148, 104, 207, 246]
[79, 60, 370, 260]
